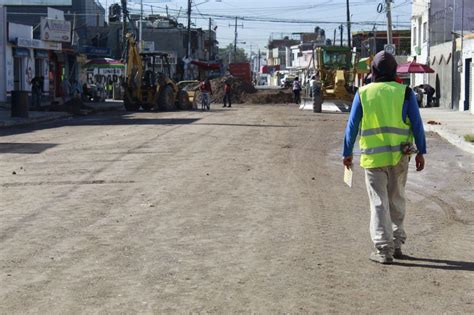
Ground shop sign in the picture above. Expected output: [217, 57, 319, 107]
[77, 46, 111, 57]
[143, 41, 155, 52]
[8, 22, 32, 42]
[34, 50, 49, 58]
[16, 37, 62, 50]
[40, 18, 71, 43]
[13, 47, 30, 57]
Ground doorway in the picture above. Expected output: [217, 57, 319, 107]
[465, 58, 472, 111]
[13, 57, 22, 90]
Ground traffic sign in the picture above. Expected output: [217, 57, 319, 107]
[384, 44, 396, 55]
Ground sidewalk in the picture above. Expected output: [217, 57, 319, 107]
[300, 102, 473, 154]
[420, 107, 474, 154]
[0, 110, 71, 128]
[0, 100, 124, 128]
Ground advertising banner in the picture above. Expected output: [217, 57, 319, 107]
[41, 17, 71, 43]
[16, 38, 62, 50]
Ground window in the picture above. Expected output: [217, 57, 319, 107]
[413, 27, 417, 46]
[423, 22, 427, 43]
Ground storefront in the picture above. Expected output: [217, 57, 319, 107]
[7, 23, 62, 103]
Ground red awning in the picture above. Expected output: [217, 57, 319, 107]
[191, 60, 221, 70]
[397, 61, 434, 74]
[260, 65, 280, 74]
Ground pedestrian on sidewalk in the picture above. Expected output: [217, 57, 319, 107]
[292, 77, 301, 104]
[223, 80, 232, 108]
[342, 51, 427, 265]
[30, 76, 43, 110]
[419, 84, 436, 107]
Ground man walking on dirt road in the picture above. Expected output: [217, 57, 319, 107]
[342, 51, 427, 265]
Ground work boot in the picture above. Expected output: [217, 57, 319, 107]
[393, 248, 404, 259]
[369, 252, 393, 264]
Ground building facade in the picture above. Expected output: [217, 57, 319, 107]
[412, 0, 474, 112]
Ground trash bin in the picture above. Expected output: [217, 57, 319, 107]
[11, 91, 29, 118]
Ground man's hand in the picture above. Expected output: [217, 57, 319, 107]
[415, 153, 425, 171]
[343, 156, 353, 170]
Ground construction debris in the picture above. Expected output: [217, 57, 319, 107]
[205, 76, 294, 104]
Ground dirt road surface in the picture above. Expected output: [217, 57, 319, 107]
[1, 104, 473, 313]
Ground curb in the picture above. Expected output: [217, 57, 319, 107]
[0, 103, 124, 129]
[424, 123, 474, 155]
[0, 112, 72, 128]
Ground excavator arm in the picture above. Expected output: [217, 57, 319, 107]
[125, 34, 143, 99]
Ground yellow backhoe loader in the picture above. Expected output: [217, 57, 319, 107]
[122, 34, 190, 111]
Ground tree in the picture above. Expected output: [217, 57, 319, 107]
[217, 44, 248, 64]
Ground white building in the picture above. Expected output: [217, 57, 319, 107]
[410, 0, 431, 88]
[411, 0, 474, 112]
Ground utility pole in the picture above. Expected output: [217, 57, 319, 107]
[385, 0, 393, 45]
[186, 0, 192, 58]
[257, 49, 261, 74]
[139, 0, 143, 51]
[333, 28, 336, 46]
[346, 0, 351, 47]
[208, 18, 212, 61]
[233, 17, 238, 62]
[121, 0, 127, 45]
[230, 17, 243, 63]
[339, 24, 344, 47]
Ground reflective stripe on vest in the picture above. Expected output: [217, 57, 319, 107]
[358, 82, 411, 168]
[360, 127, 410, 137]
[360, 145, 401, 155]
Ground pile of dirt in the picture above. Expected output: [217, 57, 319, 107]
[246, 89, 294, 104]
[204, 76, 293, 105]
[208, 76, 256, 104]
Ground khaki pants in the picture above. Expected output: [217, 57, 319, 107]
[364, 156, 409, 254]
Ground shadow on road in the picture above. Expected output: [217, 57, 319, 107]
[392, 255, 474, 271]
[194, 122, 296, 128]
[0, 112, 201, 137]
[0, 143, 58, 154]
[74, 117, 201, 126]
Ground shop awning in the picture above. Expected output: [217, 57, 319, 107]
[13, 47, 30, 57]
[260, 65, 280, 74]
[35, 50, 49, 59]
[83, 58, 124, 69]
[191, 60, 221, 70]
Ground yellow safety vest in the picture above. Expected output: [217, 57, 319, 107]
[359, 82, 413, 169]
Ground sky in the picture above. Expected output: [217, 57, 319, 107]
[98, 0, 413, 54]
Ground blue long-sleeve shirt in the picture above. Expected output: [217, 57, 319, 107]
[343, 89, 427, 157]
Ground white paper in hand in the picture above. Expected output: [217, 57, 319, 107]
[344, 166, 353, 188]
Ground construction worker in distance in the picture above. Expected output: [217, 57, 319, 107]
[223, 80, 232, 108]
[292, 77, 302, 104]
[199, 78, 213, 110]
[342, 51, 427, 265]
